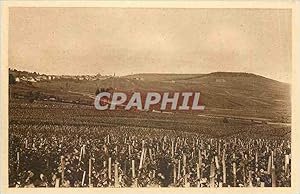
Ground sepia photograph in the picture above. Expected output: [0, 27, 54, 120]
[0, 1, 299, 193]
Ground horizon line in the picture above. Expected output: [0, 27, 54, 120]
[9, 67, 290, 84]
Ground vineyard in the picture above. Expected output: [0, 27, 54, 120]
[9, 99, 291, 187]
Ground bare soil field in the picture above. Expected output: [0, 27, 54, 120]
[9, 99, 290, 139]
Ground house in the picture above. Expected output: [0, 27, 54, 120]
[28, 77, 37, 82]
[216, 79, 226, 83]
[134, 77, 144, 81]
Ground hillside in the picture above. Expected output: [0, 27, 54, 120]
[10, 71, 291, 122]
[124, 73, 204, 82]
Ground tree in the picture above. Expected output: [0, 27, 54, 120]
[95, 88, 100, 96]
[9, 73, 16, 85]
[9, 74, 16, 100]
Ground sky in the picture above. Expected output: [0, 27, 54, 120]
[9, 8, 292, 82]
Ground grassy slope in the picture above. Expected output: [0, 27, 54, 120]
[12, 72, 291, 122]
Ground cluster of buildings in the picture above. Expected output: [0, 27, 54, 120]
[12, 70, 106, 83]
[16, 75, 56, 82]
